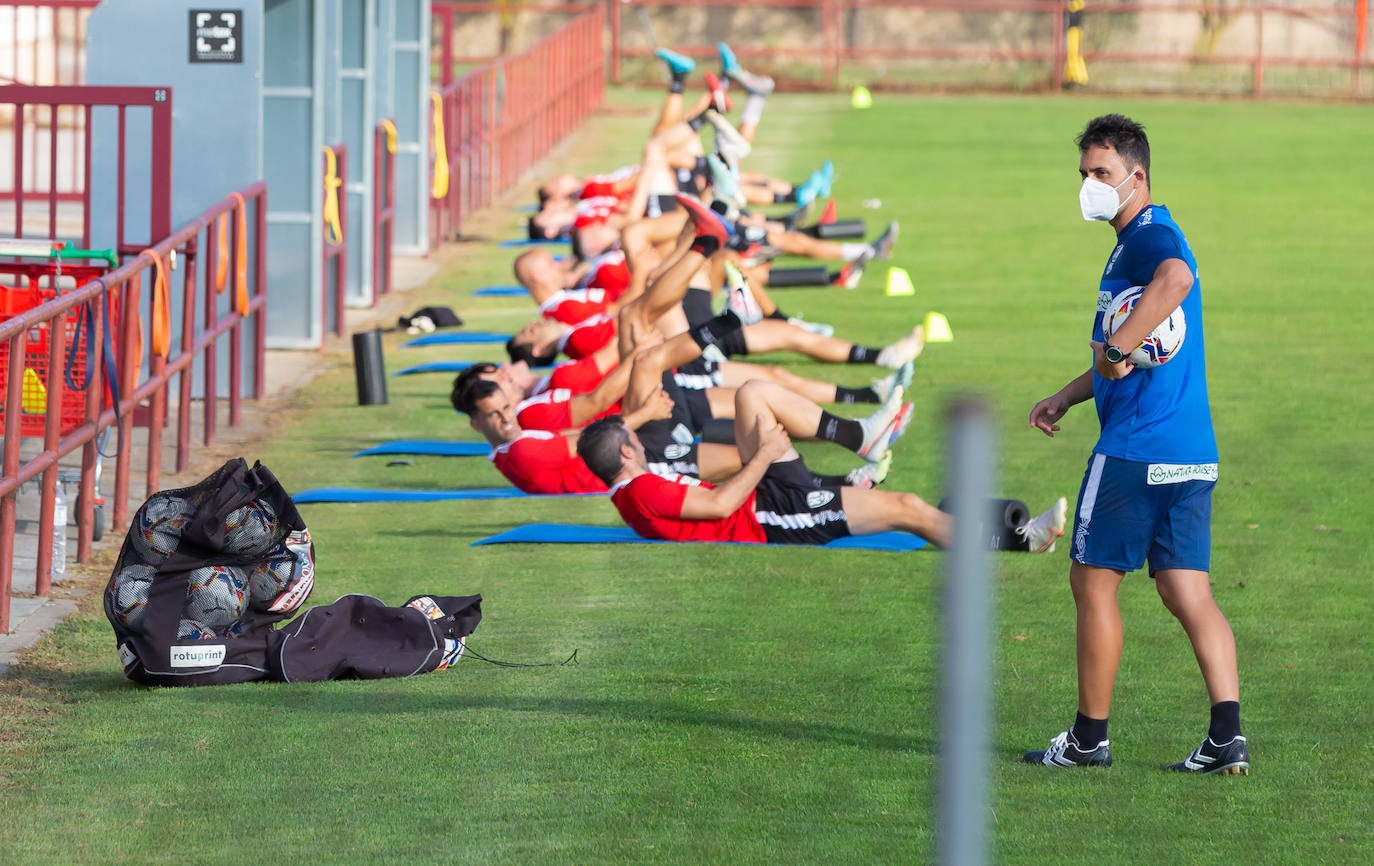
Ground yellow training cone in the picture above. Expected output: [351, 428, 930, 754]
[924, 311, 954, 342]
[851, 86, 873, 109]
[884, 266, 914, 297]
[21, 368, 47, 413]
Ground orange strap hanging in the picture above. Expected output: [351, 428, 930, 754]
[135, 248, 172, 361]
[216, 193, 250, 316]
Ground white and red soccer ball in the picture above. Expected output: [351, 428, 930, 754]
[1102, 285, 1186, 369]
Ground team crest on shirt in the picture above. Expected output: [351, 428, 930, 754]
[806, 490, 836, 509]
[663, 444, 691, 460]
[1136, 209, 1153, 227]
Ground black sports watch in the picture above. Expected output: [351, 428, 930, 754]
[1103, 344, 1127, 364]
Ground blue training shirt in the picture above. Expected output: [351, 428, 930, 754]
[1090, 205, 1218, 464]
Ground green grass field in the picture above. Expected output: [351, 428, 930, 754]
[3, 90, 1372, 864]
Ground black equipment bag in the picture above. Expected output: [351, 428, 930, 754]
[103, 458, 481, 686]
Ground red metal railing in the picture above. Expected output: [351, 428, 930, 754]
[373, 120, 397, 300]
[0, 2, 99, 200]
[322, 143, 347, 337]
[432, 1, 599, 85]
[1, 84, 173, 252]
[430, 6, 605, 246]
[607, 0, 1374, 98]
[0, 183, 268, 634]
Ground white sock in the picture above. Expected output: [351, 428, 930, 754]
[741, 93, 767, 127]
[840, 243, 867, 261]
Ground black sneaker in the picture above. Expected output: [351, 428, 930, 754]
[1023, 730, 1112, 767]
[1164, 735, 1250, 775]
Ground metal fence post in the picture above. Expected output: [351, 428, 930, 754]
[937, 396, 997, 866]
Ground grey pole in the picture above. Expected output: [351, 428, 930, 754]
[937, 397, 997, 866]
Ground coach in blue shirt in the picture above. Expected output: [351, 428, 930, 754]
[1022, 114, 1249, 775]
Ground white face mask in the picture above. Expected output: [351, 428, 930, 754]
[1079, 170, 1137, 221]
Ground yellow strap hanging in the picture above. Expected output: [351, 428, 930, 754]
[322, 146, 344, 246]
[379, 118, 398, 155]
[429, 91, 449, 200]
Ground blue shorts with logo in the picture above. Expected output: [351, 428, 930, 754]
[1070, 453, 1215, 575]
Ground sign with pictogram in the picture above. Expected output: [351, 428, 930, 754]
[189, 9, 242, 63]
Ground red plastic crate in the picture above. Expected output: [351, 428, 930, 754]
[0, 263, 116, 438]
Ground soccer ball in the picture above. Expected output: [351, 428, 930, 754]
[247, 528, 315, 614]
[183, 564, 248, 628]
[1102, 286, 1186, 369]
[130, 494, 195, 564]
[178, 618, 219, 640]
[222, 499, 278, 557]
[110, 563, 157, 630]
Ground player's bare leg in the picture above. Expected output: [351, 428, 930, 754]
[840, 486, 952, 548]
[1154, 569, 1240, 704]
[1070, 563, 1127, 720]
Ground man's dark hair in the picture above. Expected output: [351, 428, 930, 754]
[577, 415, 631, 485]
[506, 337, 556, 368]
[1077, 114, 1151, 185]
[449, 363, 498, 414]
[527, 216, 545, 241]
[536, 187, 552, 207]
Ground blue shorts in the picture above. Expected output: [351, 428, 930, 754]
[1070, 453, 1215, 575]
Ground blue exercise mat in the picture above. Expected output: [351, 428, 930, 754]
[293, 488, 597, 504]
[471, 522, 928, 551]
[352, 440, 492, 458]
[401, 331, 512, 348]
[473, 285, 529, 297]
[392, 360, 552, 377]
[499, 238, 568, 248]
[392, 360, 479, 376]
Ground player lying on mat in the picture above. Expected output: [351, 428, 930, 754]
[575, 404, 1067, 550]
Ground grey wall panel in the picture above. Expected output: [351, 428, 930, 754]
[86, 0, 266, 389]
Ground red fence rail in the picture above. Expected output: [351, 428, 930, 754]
[1, 84, 173, 253]
[430, 6, 605, 246]
[0, 183, 268, 634]
[607, 0, 1373, 98]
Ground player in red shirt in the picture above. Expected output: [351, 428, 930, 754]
[579, 405, 1068, 551]
[454, 377, 677, 495]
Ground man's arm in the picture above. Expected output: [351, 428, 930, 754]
[568, 343, 661, 427]
[678, 416, 790, 519]
[1096, 257, 1194, 381]
[1029, 369, 1095, 438]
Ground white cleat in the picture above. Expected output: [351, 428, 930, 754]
[1018, 496, 1068, 552]
[723, 260, 763, 325]
[871, 361, 914, 405]
[704, 109, 752, 166]
[875, 324, 925, 368]
[857, 388, 915, 463]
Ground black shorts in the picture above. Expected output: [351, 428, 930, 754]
[682, 287, 714, 328]
[753, 458, 852, 545]
[637, 418, 700, 477]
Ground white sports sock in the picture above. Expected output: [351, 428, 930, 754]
[840, 242, 867, 261]
[741, 93, 767, 127]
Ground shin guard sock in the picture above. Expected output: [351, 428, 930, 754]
[773, 188, 797, 204]
[766, 308, 788, 321]
[690, 234, 722, 257]
[1208, 701, 1241, 742]
[690, 310, 742, 350]
[847, 345, 880, 364]
[816, 411, 864, 452]
[834, 385, 879, 405]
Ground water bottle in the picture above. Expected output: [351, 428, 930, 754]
[52, 482, 67, 580]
